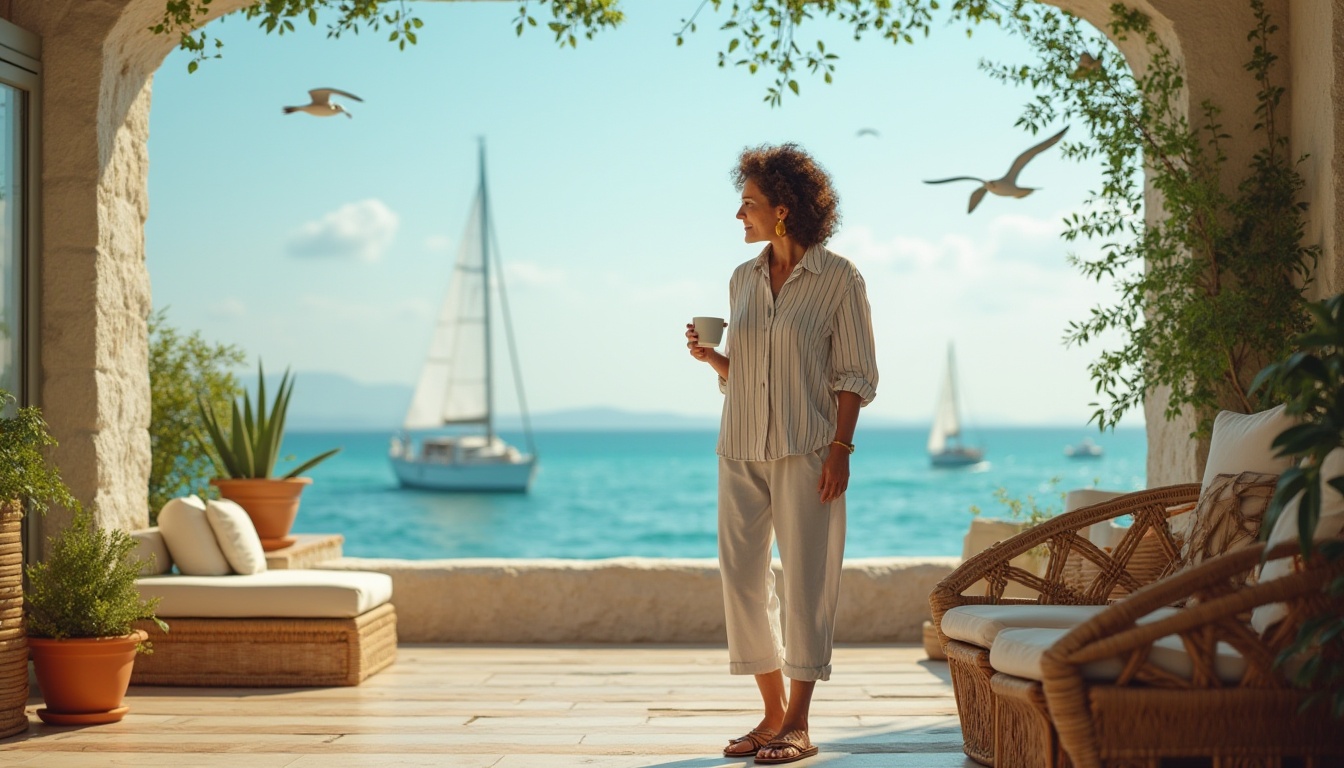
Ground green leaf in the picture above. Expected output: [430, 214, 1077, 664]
[283, 447, 342, 479]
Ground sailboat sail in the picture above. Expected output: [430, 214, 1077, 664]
[403, 194, 490, 430]
[927, 346, 962, 453]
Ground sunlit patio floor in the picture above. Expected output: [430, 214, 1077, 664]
[2, 644, 976, 767]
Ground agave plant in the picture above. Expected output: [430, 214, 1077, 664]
[195, 363, 340, 479]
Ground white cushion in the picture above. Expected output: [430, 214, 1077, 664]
[206, 499, 267, 575]
[942, 604, 1179, 649]
[1200, 405, 1295, 494]
[135, 569, 393, 619]
[1252, 449, 1344, 634]
[990, 625, 1246, 684]
[157, 495, 232, 576]
[129, 528, 173, 576]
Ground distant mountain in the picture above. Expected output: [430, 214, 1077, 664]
[279, 371, 1131, 432]
[282, 372, 412, 431]
[281, 373, 720, 432]
[501, 407, 718, 431]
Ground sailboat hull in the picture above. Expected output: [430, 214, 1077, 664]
[930, 448, 984, 468]
[391, 455, 537, 493]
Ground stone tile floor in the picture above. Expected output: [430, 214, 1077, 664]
[1, 644, 977, 767]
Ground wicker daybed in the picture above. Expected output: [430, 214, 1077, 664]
[128, 527, 397, 687]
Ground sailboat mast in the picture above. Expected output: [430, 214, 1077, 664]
[947, 343, 961, 443]
[478, 138, 495, 442]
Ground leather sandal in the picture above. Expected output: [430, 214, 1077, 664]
[754, 729, 819, 764]
[724, 727, 776, 757]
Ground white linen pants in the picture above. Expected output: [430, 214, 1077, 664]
[718, 446, 846, 682]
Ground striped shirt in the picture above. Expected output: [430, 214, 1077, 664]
[716, 244, 879, 461]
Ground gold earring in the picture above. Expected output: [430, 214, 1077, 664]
[775, 219, 787, 237]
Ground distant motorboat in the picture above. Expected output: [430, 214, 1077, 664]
[1064, 437, 1104, 459]
[928, 343, 984, 468]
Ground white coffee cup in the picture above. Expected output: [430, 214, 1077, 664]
[693, 316, 726, 348]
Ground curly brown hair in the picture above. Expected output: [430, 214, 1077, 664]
[732, 143, 841, 247]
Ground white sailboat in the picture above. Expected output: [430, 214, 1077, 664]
[928, 343, 984, 468]
[389, 140, 538, 492]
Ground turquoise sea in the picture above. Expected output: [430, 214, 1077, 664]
[280, 427, 1147, 560]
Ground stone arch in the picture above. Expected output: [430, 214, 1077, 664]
[4, 0, 1331, 542]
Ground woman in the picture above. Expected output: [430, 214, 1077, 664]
[686, 143, 878, 764]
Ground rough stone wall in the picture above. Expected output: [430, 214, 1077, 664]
[320, 556, 960, 643]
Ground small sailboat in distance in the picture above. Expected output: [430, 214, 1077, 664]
[928, 343, 984, 468]
[389, 139, 537, 492]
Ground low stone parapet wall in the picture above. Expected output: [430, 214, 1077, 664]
[319, 557, 958, 644]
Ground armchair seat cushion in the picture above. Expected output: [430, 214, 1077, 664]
[989, 626, 1246, 684]
[941, 605, 1181, 648]
[942, 605, 1118, 648]
[136, 569, 393, 619]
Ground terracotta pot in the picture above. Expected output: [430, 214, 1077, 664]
[0, 502, 25, 739]
[211, 477, 312, 551]
[29, 630, 148, 725]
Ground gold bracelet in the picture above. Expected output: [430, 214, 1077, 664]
[831, 439, 855, 454]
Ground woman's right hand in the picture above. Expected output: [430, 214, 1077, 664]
[686, 323, 711, 362]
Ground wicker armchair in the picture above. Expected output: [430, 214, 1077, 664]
[929, 484, 1200, 766]
[1035, 539, 1344, 768]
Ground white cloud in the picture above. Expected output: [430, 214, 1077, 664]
[207, 298, 247, 319]
[288, 199, 399, 262]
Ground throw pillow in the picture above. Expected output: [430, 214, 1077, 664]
[1178, 471, 1279, 574]
[206, 499, 268, 575]
[1199, 405, 1296, 494]
[1252, 449, 1344, 635]
[157, 495, 232, 576]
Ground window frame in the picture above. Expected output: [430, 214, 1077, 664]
[0, 22, 40, 406]
[0, 19, 41, 565]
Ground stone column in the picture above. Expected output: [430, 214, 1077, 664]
[1290, 1, 1344, 299]
[11, 1, 161, 541]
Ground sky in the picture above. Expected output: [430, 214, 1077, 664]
[145, 1, 1132, 428]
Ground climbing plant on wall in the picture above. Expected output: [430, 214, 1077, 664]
[985, 0, 1317, 435]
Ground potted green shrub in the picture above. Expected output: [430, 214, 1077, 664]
[0, 392, 81, 737]
[25, 507, 167, 725]
[196, 362, 340, 551]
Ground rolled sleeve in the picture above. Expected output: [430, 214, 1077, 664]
[831, 273, 878, 406]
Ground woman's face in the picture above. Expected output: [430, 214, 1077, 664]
[736, 178, 783, 244]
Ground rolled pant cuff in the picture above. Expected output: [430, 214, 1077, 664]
[729, 656, 783, 676]
[782, 661, 831, 682]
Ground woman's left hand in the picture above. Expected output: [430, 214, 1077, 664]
[818, 448, 850, 503]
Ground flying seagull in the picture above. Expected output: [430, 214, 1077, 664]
[923, 126, 1069, 214]
[856, 128, 881, 138]
[283, 88, 364, 119]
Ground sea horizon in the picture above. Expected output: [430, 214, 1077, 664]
[281, 426, 1148, 560]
